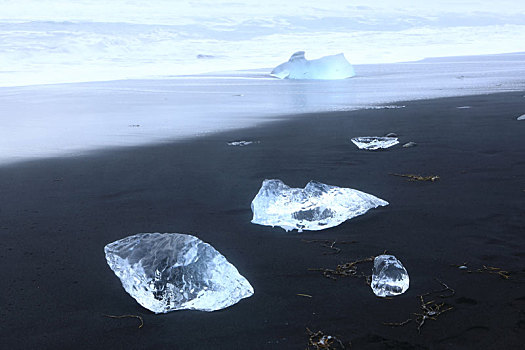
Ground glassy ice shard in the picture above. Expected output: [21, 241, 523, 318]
[251, 179, 388, 232]
[104, 232, 254, 313]
[371, 255, 409, 297]
[351, 136, 399, 150]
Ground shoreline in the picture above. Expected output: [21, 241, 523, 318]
[2, 51, 525, 89]
[1, 91, 524, 349]
[1, 52, 525, 165]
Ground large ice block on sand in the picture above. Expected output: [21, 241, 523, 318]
[271, 51, 355, 80]
[251, 179, 388, 232]
[371, 255, 409, 297]
[104, 232, 253, 313]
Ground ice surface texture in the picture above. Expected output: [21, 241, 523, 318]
[104, 232, 254, 313]
[351, 137, 399, 150]
[271, 51, 355, 80]
[371, 255, 409, 297]
[251, 179, 388, 232]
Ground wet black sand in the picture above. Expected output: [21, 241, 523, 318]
[1, 92, 524, 349]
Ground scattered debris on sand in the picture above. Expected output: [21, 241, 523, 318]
[309, 256, 375, 281]
[306, 328, 346, 349]
[301, 239, 357, 255]
[453, 263, 511, 279]
[382, 279, 455, 333]
[414, 295, 454, 333]
[390, 173, 440, 182]
[297, 293, 313, 298]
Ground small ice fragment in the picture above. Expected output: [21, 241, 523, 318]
[458, 265, 468, 270]
[385, 132, 397, 137]
[271, 51, 355, 80]
[251, 179, 388, 232]
[371, 255, 409, 297]
[228, 140, 255, 146]
[402, 142, 417, 148]
[517, 114, 525, 120]
[104, 232, 254, 313]
[351, 137, 399, 150]
[366, 105, 406, 110]
[456, 106, 471, 109]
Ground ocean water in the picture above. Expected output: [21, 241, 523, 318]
[2, 0, 525, 86]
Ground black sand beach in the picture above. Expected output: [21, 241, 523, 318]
[1, 92, 524, 349]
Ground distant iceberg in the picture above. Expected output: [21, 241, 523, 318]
[251, 179, 388, 232]
[270, 51, 356, 80]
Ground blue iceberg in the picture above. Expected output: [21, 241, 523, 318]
[271, 51, 356, 80]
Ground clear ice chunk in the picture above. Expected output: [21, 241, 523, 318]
[351, 136, 399, 150]
[371, 255, 409, 297]
[270, 51, 355, 80]
[227, 140, 255, 146]
[251, 179, 388, 232]
[104, 232, 254, 313]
